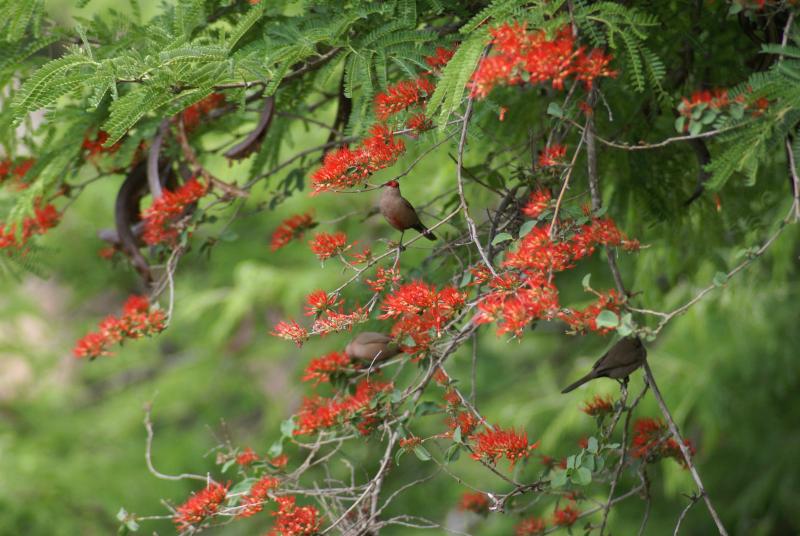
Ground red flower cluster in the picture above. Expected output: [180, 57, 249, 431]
[308, 231, 351, 260]
[236, 447, 259, 467]
[294, 378, 392, 435]
[141, 178, 207, 246]
[470, 24, 616, 98]
[471, 425, 538, 468]
[399, 436, 422, 449]
[538, 144, 567, 167]
[581, 394, 614, 417]
[311, 124, 405, 193]
[558, 290, 623, 333]
[302, 351, 351, 386]
[182, 93, 226, 130]
[0, 203, 60, 251]
[474, 273, 559, 337]
[552, 503, 579, 527]
[366, 266, 401, 293]
[405, 112, 433, 134]
[424, 47, 455, 72]
[269, 496, 322, 536]
[458, 492, 490, 515]
[238, 475, 280, 518]
[475, 217, 637, 337]
[271, 320, 309, 347]
[521, 189, 552, 218]
[375, 77, 435, 120]
[515, 516, 546, 536]
[271, 212, 316, 251]
[73, 295, 165, 359]
[311, 306, 368, 335]
[173, 481, 230, 532]
[82, 130, 120, 159]
[678, 88, 744, 117]
[0, 158, 35, 190]
[379, 281, 465, 355]
[446, 410, 480, 438]
[631, 417, 695, 467]
[304, 290, 342, 316]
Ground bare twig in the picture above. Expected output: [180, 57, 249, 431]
[643, 362, 728, 535]
[143, 403, 208, 482]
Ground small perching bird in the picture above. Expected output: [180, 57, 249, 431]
[561, 337, 647, 393]
[379, 180, 437, 243]
[345, 332, 401, 363]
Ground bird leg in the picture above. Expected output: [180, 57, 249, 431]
[397, 230, 406, 252]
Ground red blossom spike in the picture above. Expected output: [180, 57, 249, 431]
[470, 425, 538, 468]
[271, 320, 309, 347]
[173, 481, 230, 532]
[457, 492, 491, 515]
[270, 212, 316, 251]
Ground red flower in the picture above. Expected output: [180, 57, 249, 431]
[405, 112, 433, 134]
[82, 130, 120, 158]
[238, 475, 279, 518]
[458, 492, 490, 515]
[271, 212, 316, 251]
[309, 232, 350, 260]
[521, 189, 552, 218]
[424, 47, 455, 71]
[552, 504, 579, 527]
[141, 178, 207, 246]
[311, 306, 369, 335]
[269, 496, 322, 536]
[558, 289, 622, 333]
[182, 93, 226, 131]
[349, 246, 372, 265]
[399, 436, 422, 449]
[374, 77, 435, 120]
[469, 24, 616, 98]
[270, 454, 289, 468]
[302, 351, 351, 385]
[294, 379, 392, 435]
[0, 203, 61, 251]
[515, 516, 546, 535]
[446, 411, 480, 438]
[304, 290, 342, 316]
[538, 144, 567, 167]
[311, 124, 405, 193]
[73, 295, 165, 359]
[631, 417, 695, 467]
[471, 425, 538, 467]
[380, 281, 465, 356]
[271, 320, 309, 347]
[236, 447, 259, 467]
[474, 275, 560, 337]
[581, 394, 614, 417]
[366, 266, 401, 293]
[173, 481, 230, 532]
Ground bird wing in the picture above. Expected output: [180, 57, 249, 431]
[592, 340, 644, 376]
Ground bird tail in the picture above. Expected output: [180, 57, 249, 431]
[415, 224, 437, 241]
[561, 372, 595, 394]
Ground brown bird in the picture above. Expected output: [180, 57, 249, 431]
[379, 180, 437, 242]
[561, 337, 647, 393]
[345, 332, 401, 363]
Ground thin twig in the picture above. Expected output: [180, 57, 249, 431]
[643, 362, 728, 535]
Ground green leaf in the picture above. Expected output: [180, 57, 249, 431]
[674, 116, 686, 133]
[595, 310, 619, 328]
[395, 448, 405, 466]
[587, 436, 599, 454]
[688, 120, 702, 137]
[445, 443, 461, 463]
[519, 220, 537, 238]
[547, 101, 563, 117]
[712, 271, 728, 287]
[452, 426, 462, 444]
[280, 418, 296, 438]
[12, 52, 97, 119]
[566, 455, 576, 470]
[582, 273, 592, 289]
[413, 445, 432, 461]
[551, 470, 568, 488]
[427, 32, 486, 129]
[572, 466, 592, 485]
[267, 440, 283, 458]
[221, 458, 237, 473]
[491, 232, 513, 245]
[226, 4, 265, 51]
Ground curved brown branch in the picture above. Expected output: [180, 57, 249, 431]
[224, 95, 275, 160]
[115, 160, 152, 283]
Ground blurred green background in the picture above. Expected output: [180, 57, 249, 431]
[2, 1, 799, 535]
